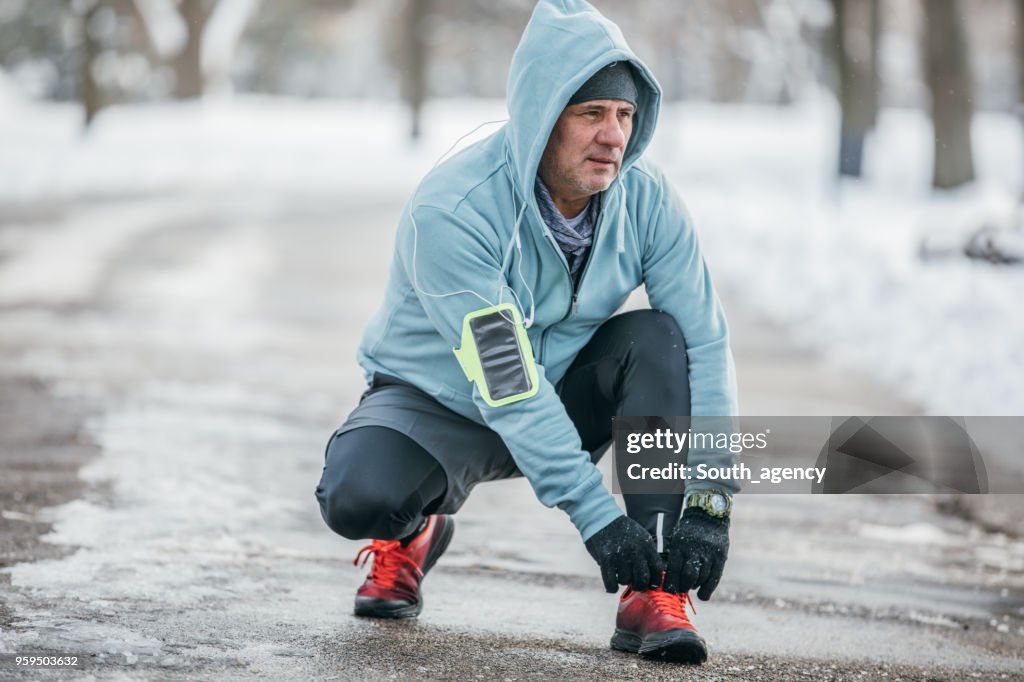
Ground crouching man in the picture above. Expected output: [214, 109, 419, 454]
[316, 0, 738, 664]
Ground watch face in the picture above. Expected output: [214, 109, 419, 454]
[710, 494, 727, 512]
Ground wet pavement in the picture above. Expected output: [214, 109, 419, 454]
[0, 191, 1022, 680]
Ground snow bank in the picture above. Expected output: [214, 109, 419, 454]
[0, 95, 508, 202]
[651, 96, 1024, 416]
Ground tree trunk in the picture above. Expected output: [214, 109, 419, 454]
[172, 0, 212, 99]
[81, 2, 103, 128]
[923, 0, 975, 189]
[399, 0, 431, 140]
[1017, 1, 1024, 124]
[833, 0, 880, 178]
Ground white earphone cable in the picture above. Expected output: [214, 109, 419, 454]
[407, 119, 535, 328]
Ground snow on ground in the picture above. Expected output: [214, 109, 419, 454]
[1, 88, 1021, 415]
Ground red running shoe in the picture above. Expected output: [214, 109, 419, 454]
[352, 515, 455, 618]
[611, 586, 708, 664]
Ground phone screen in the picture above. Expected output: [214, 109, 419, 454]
[469, 311, 532, 400]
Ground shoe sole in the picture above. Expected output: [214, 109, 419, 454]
[353, 516, 455, 620]
[354, 597, 423, 619]
[611, 628, 708, 664]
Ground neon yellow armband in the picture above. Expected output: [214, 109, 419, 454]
[452, 303, 539, 407]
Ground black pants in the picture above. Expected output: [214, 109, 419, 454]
[316, 309, 691, 549]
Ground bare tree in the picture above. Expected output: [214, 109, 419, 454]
[170, 0, 216, 98]
[398, 0, 432, 141]
[81, 2, 104, 127]
[131, 0, 248, 99]
[832, 0, 880, 177]
[923, 0, 975, 189]
[1017, 1, 1024, 124]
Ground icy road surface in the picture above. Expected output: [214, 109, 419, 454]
[0, 191, 1022, 681]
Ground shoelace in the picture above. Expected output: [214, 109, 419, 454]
[648, 588, 696, 623]
[354, 540, 423, 588]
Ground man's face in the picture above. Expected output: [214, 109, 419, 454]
[538, 99, 635, 202]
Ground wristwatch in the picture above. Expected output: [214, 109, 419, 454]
[684, 490, 732, 518]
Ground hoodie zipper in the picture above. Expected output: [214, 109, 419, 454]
[536, 230, 572, 364]
[566, 187, 611, 316]
[571, 213, 603, 313]
[535, 195, 607, 363]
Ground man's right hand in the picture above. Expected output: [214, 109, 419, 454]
[584, 515, 665, 593]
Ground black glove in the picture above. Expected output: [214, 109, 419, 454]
[663, 507, 730, 601]
[584, 515, 665, 593]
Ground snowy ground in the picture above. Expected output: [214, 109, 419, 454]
[2, 88, 1022, 415]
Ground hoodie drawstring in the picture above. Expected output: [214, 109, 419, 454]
[616, 179, 628, 254]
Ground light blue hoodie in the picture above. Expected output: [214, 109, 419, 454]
[358, 0, 738, 541]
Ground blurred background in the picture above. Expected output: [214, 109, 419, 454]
[2, 4, 1024, 674]
[1, 0, 1022, 417]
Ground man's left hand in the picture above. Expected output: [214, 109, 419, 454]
[663, 507, 730, 601]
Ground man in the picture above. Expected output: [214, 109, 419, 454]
[315, 0, 738, 665]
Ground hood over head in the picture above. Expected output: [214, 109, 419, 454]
[504, 0, 661, 194]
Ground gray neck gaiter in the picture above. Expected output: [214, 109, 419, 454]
[534, 177, 601, 281]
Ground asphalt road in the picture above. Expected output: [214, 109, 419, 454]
[0, 191, 1022, 680]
